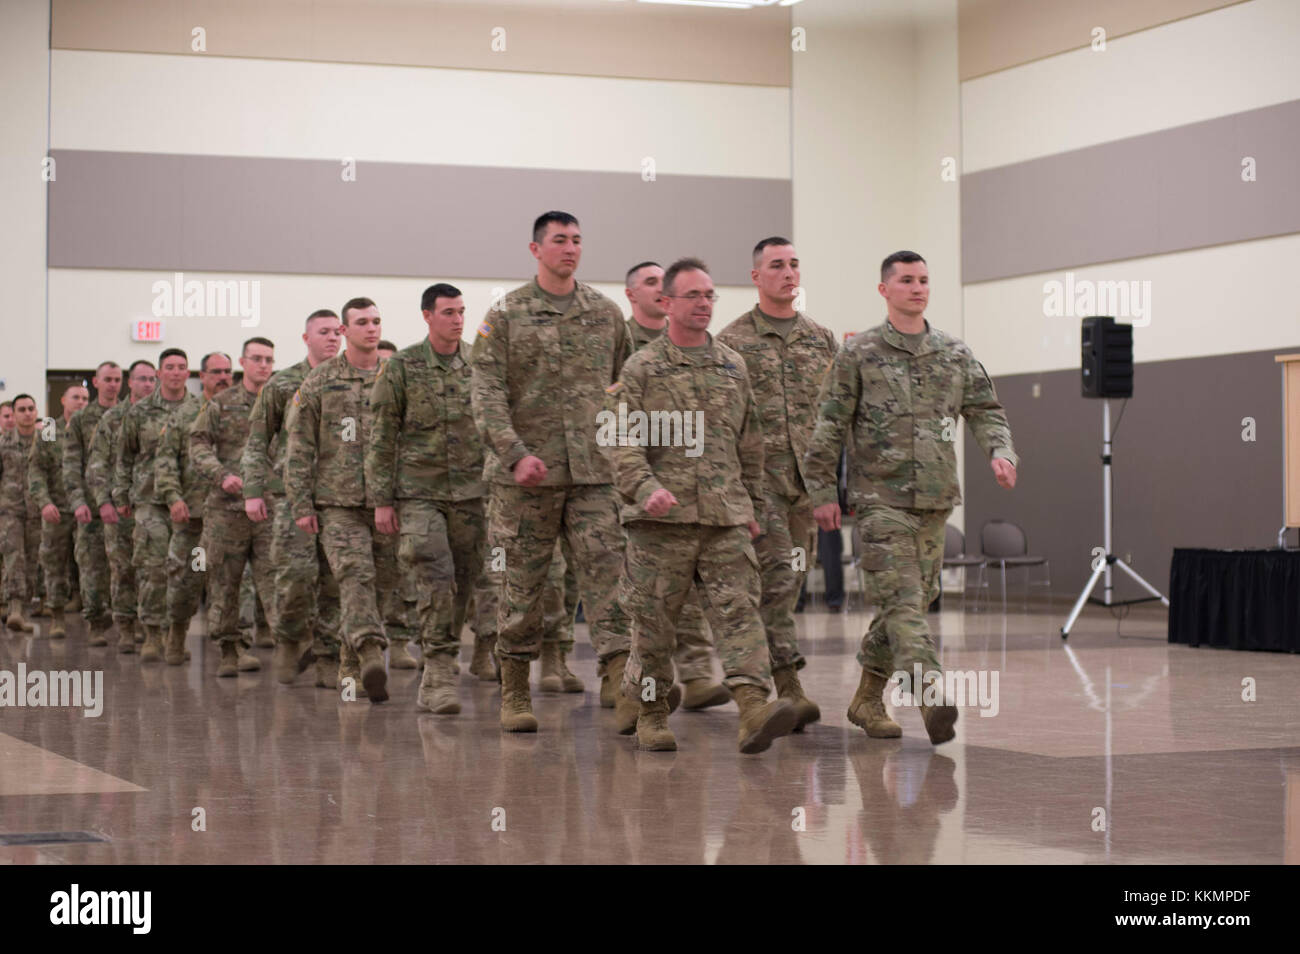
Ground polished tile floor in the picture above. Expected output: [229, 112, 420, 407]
[1, 596, 1297, 864]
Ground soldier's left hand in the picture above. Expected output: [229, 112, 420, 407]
[222, 473, 244, 495]
[74, 505, 92, 524]
[991, 457, 1017, 489]
[374, 506, 399, 535]
[169, 500, 190, 523]
[748, 519, 761, 539]
[41, 503, 61, 524]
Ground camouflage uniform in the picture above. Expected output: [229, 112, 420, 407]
[242, 358, 341, 656]
[154, 398, 210, 628]
[803, 320, 1017, 677]
[86, 402, 137, 627]
[63, 400, 115, 629]
[29, 417, 76, 610]
[113, 389, 197, 628]
[718, 307, 837, 671]
[190, 383, 274, 648]
[285, 353, 396, 654]
[470, 279, 633, 664]
[0, 430, 40, 603]
[367, 339, 485, 658]
[627, 317, 719, 683]
[605, 332, 770, 694]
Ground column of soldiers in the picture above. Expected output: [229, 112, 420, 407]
[0, 210, 1018, 758]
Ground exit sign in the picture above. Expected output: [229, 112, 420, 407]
[132, 320, 164, 342]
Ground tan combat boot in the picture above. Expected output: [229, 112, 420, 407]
[417, 654, 460, 714]
[254, 622, 275, 648]
[6, 598, 34, 633]
[236, 640, 261, 672]
[217, 641, 240, 677]
[681, 678, 731, 710]
[65, 592, 81, 614]
[272, 639, 315, 684]
[50, 607, 67, 639]
[389, 637, 419, 670]
[499, 656, 538, 732]
[772, 664, 821, 732]
[847, 668, 902, 738]
[357, 639, 389, 703]
[339, 641, 365, 697]
[88, 620, 111, 648]
[33, 598, 50, 617]
[636, 697, 677, 751]
[599, 672, 616, 708]
[733, 684, 799, 755]
[139, 624, 163, 663]
[315, 654, 339, 689]
[116, 619, 136, 653]
[612, 654, 683, 735]
[538, 642, 584, 693]
[469, 635, 497, 682]
[921, 700, 959, 745]
[163, 620, 188, 665]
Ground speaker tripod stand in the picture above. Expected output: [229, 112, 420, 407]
[1061, 399, 1168, 638]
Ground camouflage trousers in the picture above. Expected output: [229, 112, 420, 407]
[269, 495, 341, 655]
[166, 515, 206, 625]
[622, 521, 769, 695]
[473, 535, 579, 652]
[132, 503, 173, 628]
[856, 504, 947, 678]
[104, 515, 138, 625]
[202, 508, 274, 647]
[0, 510, 40, 601]
[397, 497, 485, 657]
[486, 482, 631, 664]
[384, 544, 419, 644]
[754, 489, 815, 671]
[317, 505, 398, 653]
[74, 519, 112, 627]
[39, 510, 76, 609]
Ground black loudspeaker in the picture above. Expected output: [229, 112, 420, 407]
[1081, 316, 1133, 398]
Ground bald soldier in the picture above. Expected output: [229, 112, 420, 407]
[717, 237, 838, 731]
[471, 210, 641, 734]
[285, 297, 400, 703]
[804, 250, 1018, 746]
[29, 385, 89, 638]
[2, 395, 42, 632]
[605, 257, 797, 753]
[155, 351, 233, 665]
[243, 309, 343, 686]
[113, 348, 198, 662]
[623, 260, 731, 710]
[86, 360, 156, 651]
[64, 362, 122, 646]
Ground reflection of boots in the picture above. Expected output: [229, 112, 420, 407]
[164, 620, 188, 665]
[848, 669, 902, 738]
[636, 698, 677, 751]
[116, 619, 136, 653]
[139, 624, 163, 663]
[499, 657, 538, 732]
[539, 642, 584, 693]
[389, 637, 419, 670]
[7, 598, 34, 633]
[358, 639, 389, 703]
[682, 678, 731, 710]
[773, 665, 820, 731]
[50, 607, 67, 639]
[469, 635, 497, 682]
[734, 685, 798, 755]
[88, 620, 111, 647]
[417, 655, 460, 714]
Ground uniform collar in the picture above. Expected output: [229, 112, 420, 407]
[881, 318, 934, 356]
[423, 337, 468, 371]
[748, 305, 807, 339]
[531, 277, 586, 316]
[662, 331, 727, 367]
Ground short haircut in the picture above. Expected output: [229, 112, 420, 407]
[625, 261, 660, 288]
[199, 351, 230, 372]
[306, 308, 338, 327]
[421, 283, 463, 312]
[0, 401, 11, 410]
[242, 337, 274, 354]
[95, 360, 120, 374]
[881, 250, 926, 281]
[12, 393, 35, 409]
[752, 236, 794, 266]
[159, 347, 188, 366]
[341, 297, 376, 325]
[128, 359, 155, 376]
[377, 340, 397, 352]
[663, 257, 710, 297]
[532, 211, 579, 244]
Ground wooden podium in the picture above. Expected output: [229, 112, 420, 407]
[1278, 353, 1300, 534]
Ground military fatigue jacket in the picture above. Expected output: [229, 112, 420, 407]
[63, 401, 113, 515]
[0, 430, 36, 518]
[29, 417, 71, 512]
[803, 319, 1018, 511]
[367, 339, 485, 506]
[113, 390, 196, 508]
[85, 401, 132, 511]
[284, 353, 379, 518]
[471, 279, 629, 486]
[155, 397, 210, 515]
[604, 333, 764, 528]
[241, 359, 309, 501]
[717, 307, 838, 498]
[190, 384, 258, 514]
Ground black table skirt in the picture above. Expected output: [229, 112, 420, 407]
[1168, 548, 1300, 651]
